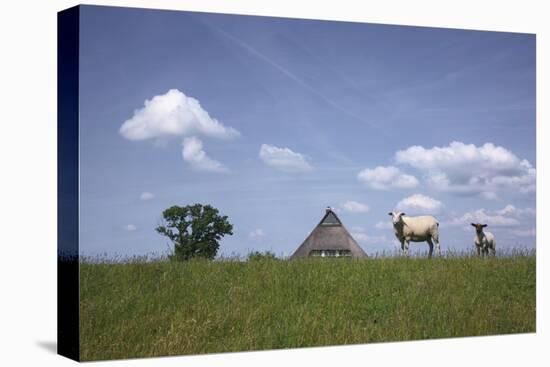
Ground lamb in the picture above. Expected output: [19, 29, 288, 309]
[471, 223, 496, 256]
[388, 211, 441, 257]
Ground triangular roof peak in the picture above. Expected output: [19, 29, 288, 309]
[319, 207, 342, 226]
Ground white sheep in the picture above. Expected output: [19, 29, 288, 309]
[471, 223, 496, 256]
[388, 211, 441, 257]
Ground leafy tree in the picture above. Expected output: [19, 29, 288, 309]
[156, 204, 233, 261]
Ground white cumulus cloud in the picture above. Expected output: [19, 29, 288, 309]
[259, 144, 313, 173]
[125, 224, 137, 231]
[445, 205, 536, 244]
[140, 192, 155, 201]
[249, 229, 265, 239]
[357, 166, 418, 190]
[119, 89, 239, 141]
[495, 204, 535, 218]
[351, 226, 392, 245]
[447, 207, 521, 227]
[182, 137, 228, 173]
[342, 200, 370, 213]
[396, 194, 443, 214]
[395, 141, 535, 196]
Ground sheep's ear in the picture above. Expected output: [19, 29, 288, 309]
[388, 212, 393, 216]
[482, 224, 488, 228]
[471, 223, 477, 227]
[400, 213, 406, 217]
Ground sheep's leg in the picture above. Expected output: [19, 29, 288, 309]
[400, 240, 406, 256]
[476, 246, 481, 257]
[404, 240, 410, 257]
[427, 238, 434, 258]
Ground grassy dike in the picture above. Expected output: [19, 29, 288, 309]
[79, 255, 535, 360]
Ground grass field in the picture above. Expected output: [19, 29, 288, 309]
[79, 253, 535, 361]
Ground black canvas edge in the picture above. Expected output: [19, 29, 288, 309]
[57, 5, 80, 362]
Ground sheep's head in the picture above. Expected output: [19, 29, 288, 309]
[388, 211, 406, 225]
[471, 223, 487, 234]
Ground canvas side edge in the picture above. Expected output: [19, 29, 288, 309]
[57, 5, 81, 362]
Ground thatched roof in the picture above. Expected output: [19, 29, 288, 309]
[290, 207, 368, 259]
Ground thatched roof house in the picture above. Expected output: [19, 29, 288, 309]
[290, 207, 368, 259]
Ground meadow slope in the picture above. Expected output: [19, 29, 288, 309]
[80, 255, 535, 361]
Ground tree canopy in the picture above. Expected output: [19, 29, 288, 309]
[156, 204, 233, 261]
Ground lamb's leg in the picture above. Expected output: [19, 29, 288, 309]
[404, 240, 410, 257]
[476, 245, 481, 257]
[400, 240, 406, 256]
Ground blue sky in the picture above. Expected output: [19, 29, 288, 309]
[78, 5, 536, 257]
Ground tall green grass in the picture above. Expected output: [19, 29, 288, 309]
[80, 254, 535, 361]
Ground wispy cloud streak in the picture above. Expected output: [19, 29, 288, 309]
[209, 26, 385, 135]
